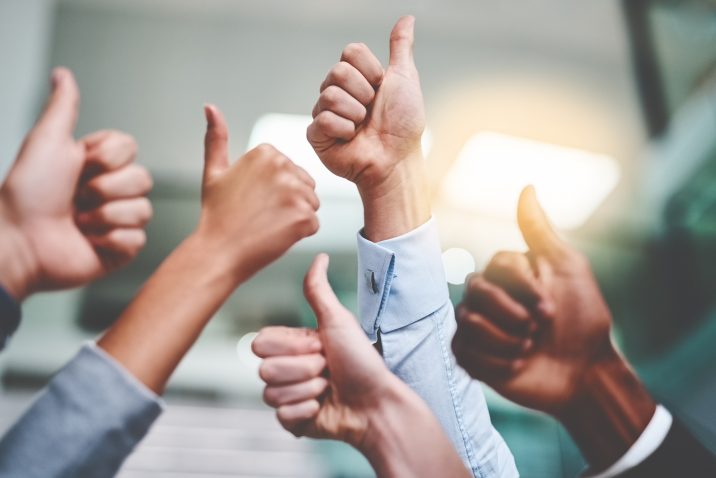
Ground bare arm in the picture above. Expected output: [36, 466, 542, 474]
[99, 105, 319, 394]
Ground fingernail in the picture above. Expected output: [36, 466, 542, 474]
[51, 68, 62, 89]
[522, 339, 532, 351]
[203, 104, 213, 123]
[512, 359, 524, 371]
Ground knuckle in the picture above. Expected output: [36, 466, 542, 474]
[321, 86, 342, 108]
[273, 152, 289, 168]
[119, 132, 138, 156]
[295, 211, 317, 234]
[138, 198, 153, 222]
[262, 387, 278, 407]
[342, 42, 367, 59]
[258, 362, 274, 383]
[312, 377, 326, 394]
[135, 165, 153, 192]
[466, 274, 487, 294]
[133, 230, 147, 249]
[331, 62, 350, 82]
[255, 143, 277, 157]
[356, 104, 368, 121]
[87, 177, 109, 199]
[94, 203, 111, 222]
[250, 336, 264, 356]
[491, 251, 513, 268]
[315, 111, 333, 129]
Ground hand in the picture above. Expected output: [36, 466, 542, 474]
[97, 105, 319, 394]
[253, 254, 470, 478]
[308, 16, 430, 241]
[196, 105, 320, 282]
[253, 253, 395, 446]
[452, 186, 656, 470]
[307, 16, 425, 193]
[452, 186, 615, 414]
[0, 68, 153, 300]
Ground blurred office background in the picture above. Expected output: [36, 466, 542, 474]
[0, 0, 715, 476]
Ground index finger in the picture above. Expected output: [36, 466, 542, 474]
[81, 130, 138, 172]
[340, 42, 384, 88]
[483, 252, 544, 307]
[252, 326, 322, 358]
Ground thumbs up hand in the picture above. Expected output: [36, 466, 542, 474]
[253, 253, 393, 445]
[452, 186, 617, 416]
[196, 105, 319, 284]
[253, 255, 471, 477]
[0, 68, 153, 300]
[308, 16, 425, 193]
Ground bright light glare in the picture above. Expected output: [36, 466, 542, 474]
[248, 113, 433, 197]
[248, 114, 355, 198]
[442, 247, 476, 285]
[440, 132, 620, 230]
[236, 332, 261, 368]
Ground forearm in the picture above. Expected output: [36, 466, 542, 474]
[358, 152, 430, 242]
[559, 349, 657, 472]
[359, 379, 470, 478]
[98, 231, 243, 394]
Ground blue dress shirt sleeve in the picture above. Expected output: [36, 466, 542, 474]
[356, 218, 519, 478]
[0, 343, 163, 477]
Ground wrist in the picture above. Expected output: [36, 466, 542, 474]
[559, 345, 657, 472]
[357, 374, 469, 478]
[189, 226, 252, 287]
[0, 200, 39, 301]
[357, 151, 431, 242]
[358, 376, 422, 475]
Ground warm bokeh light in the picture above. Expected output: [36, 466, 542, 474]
[248, 113, 434, 199]
[441, 247, 476, 285]
[439, 131, 621, 230]
[248, 113, 357, 198]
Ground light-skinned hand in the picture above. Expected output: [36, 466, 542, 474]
[197, 105, 320, 283]
[0, 68, 153, 300]
[307, 16, 425, 194]
[253, 254, 470, 478]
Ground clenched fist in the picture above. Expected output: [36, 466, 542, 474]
[196, 105, 319, 282]
[307, 16, 425, 193]
[0, 68, 152, 300]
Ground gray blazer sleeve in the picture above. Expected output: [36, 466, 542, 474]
[0, 343, 163, 478]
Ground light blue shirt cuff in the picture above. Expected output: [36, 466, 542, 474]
[356, 217, 446, 340]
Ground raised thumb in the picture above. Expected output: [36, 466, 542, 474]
[303, 254, 348, 329]
[389, 15, 415, 68]
[517, 185, 566, 259]
[203, 104, 230, 182]
[34, 67, 79, 137]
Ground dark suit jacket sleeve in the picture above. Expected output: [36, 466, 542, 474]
[620, 419, 716, 478]
[0, 285, 21, 351]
